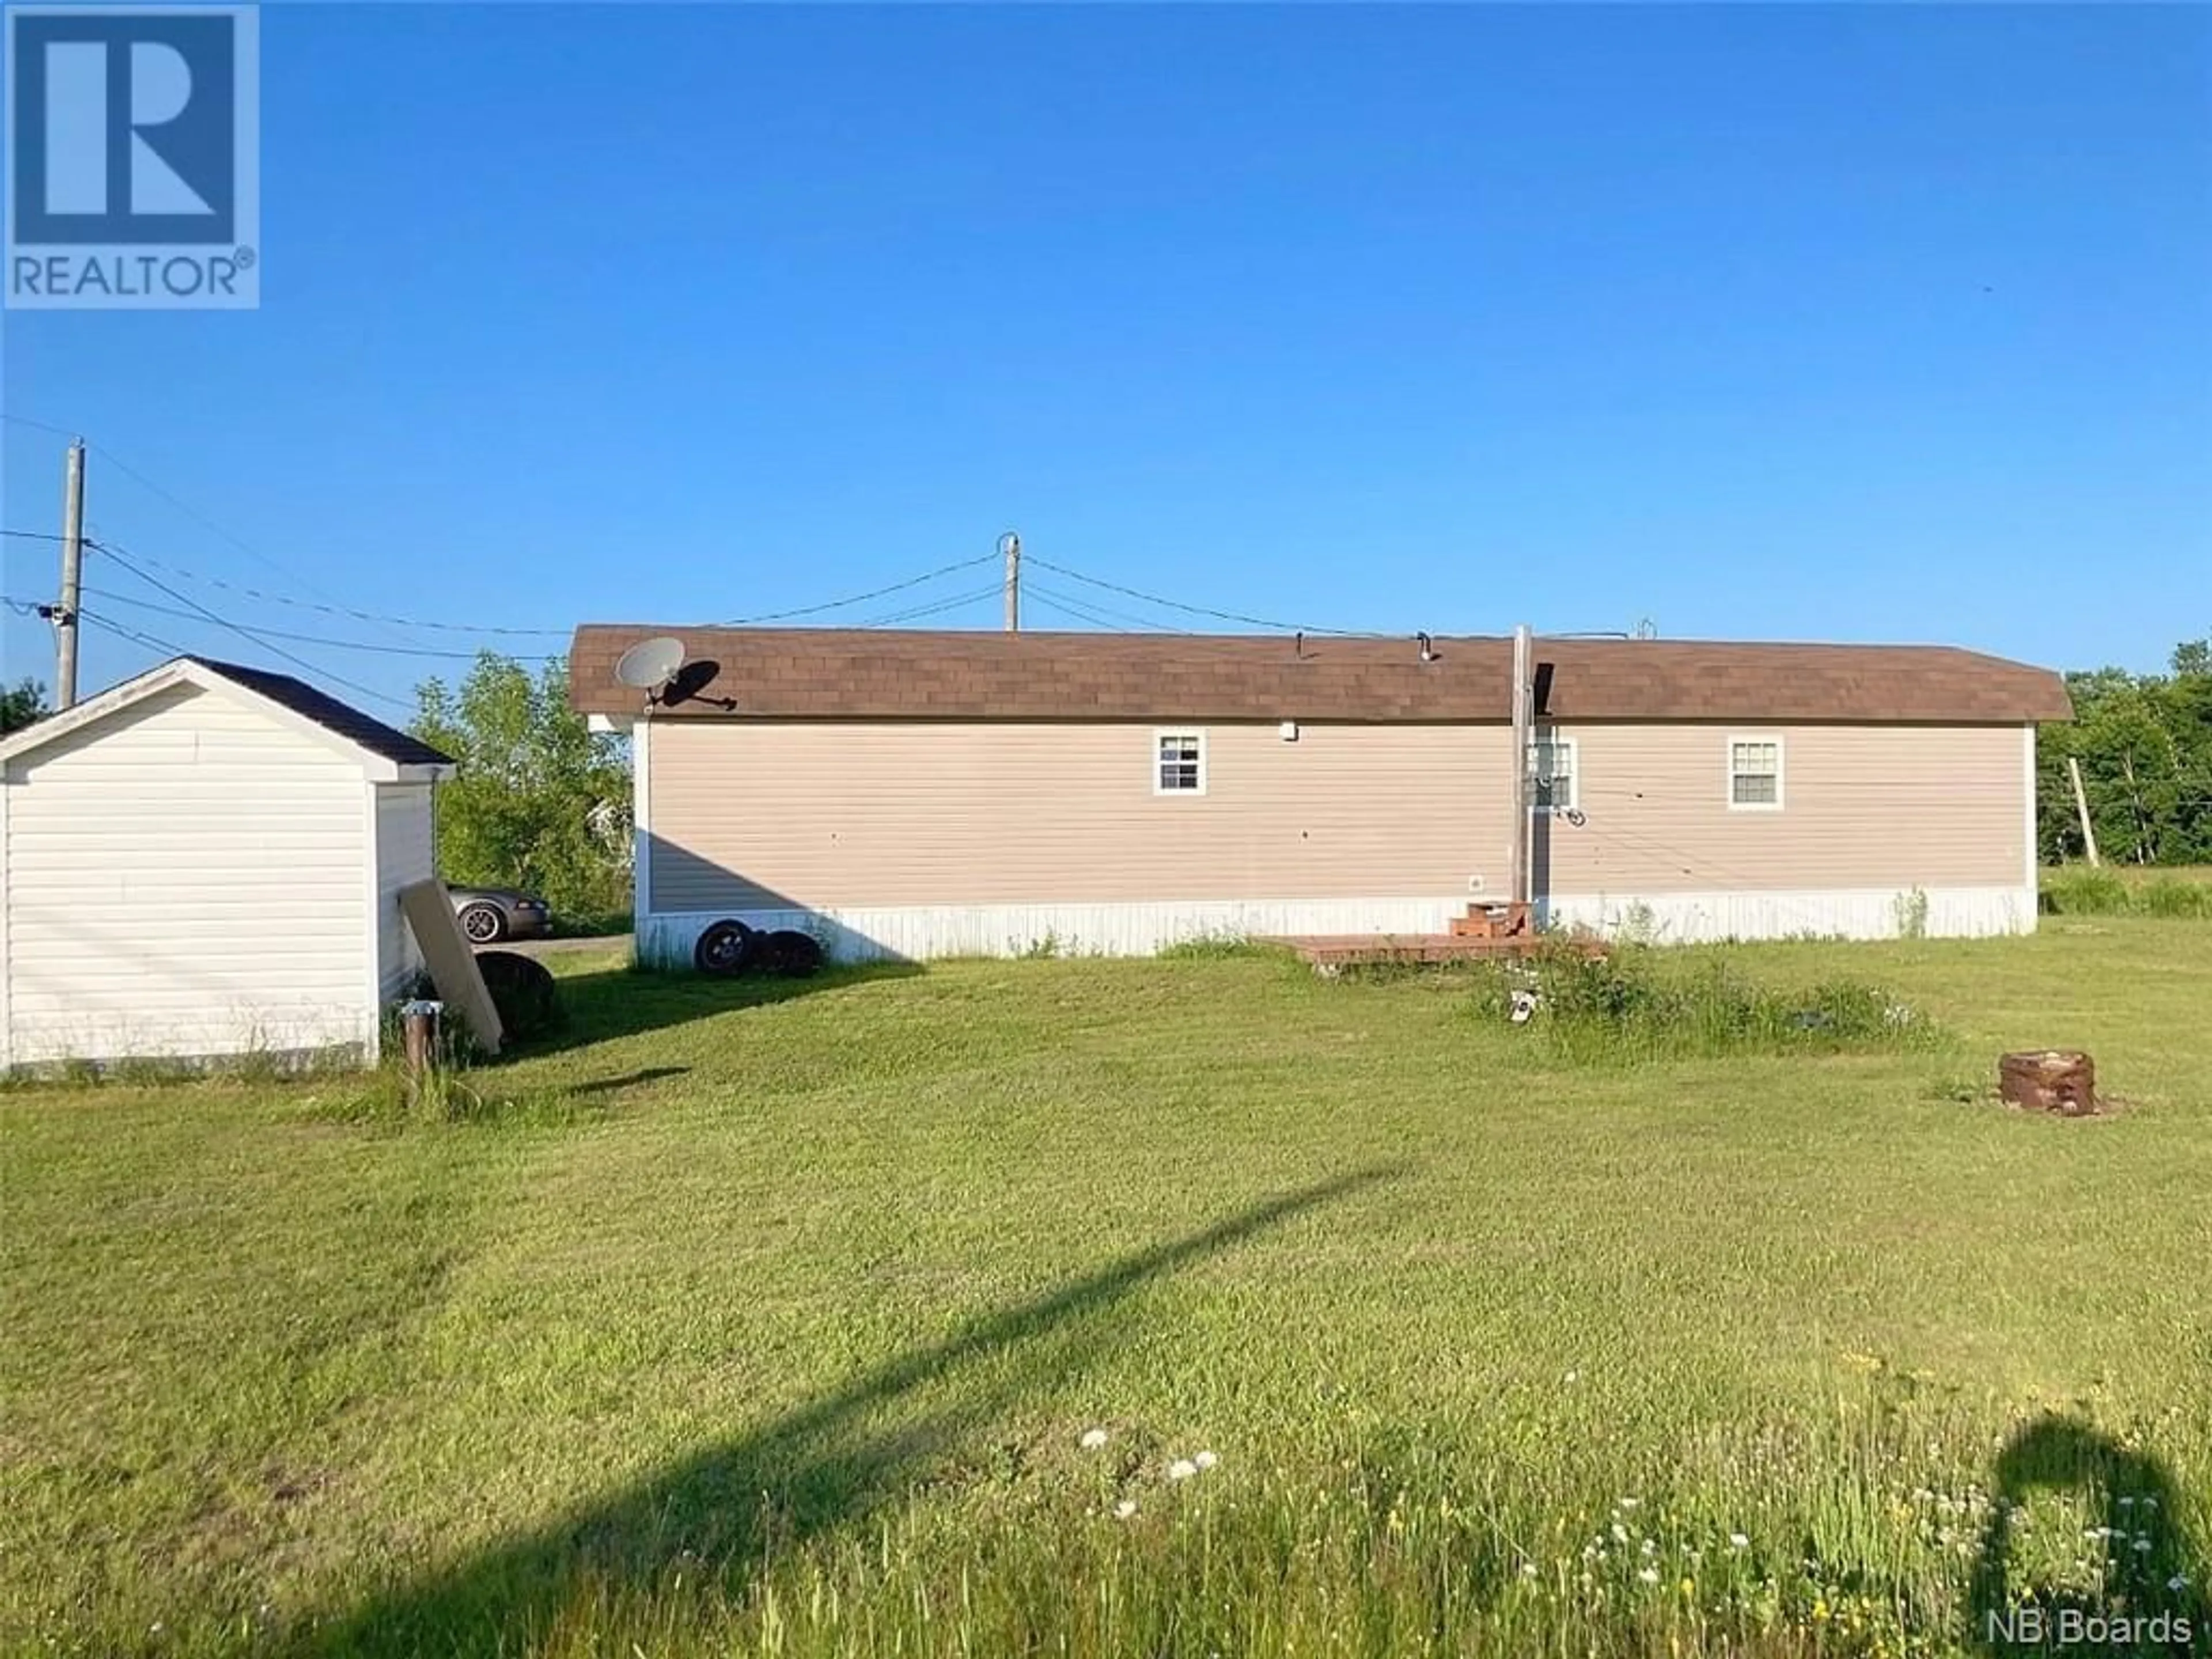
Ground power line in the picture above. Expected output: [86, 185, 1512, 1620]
[711, 552, 999, 627]
[75, 438, 434, 649]
[82, 543, 574, 637]
[94, 543, 413, 710]
[77, 609, 196, 662]
[76, 586, 562, 661]
[1025, 579, 1198, 634]
[857, 581, 1007, 628]
[1024, 554, 1376, 638]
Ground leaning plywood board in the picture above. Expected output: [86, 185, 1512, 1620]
[398, 880, 505, 1055]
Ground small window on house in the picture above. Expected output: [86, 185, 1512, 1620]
[1527, 736, 1578, 814]
[1729, 737, 1783, 809]
[1155, 730, 1206, 795]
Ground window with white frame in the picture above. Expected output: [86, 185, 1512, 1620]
[1526, 736, 1578, 814]
[1728, 737, 1783, 809]
[1155, 730, 1206, 795]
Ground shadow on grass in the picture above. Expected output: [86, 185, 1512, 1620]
[285, 1164, 1404, 1657]
[564, 1065, 690, 1096]
[1969, 1415, 2207, 1655]
[513, 961, 926, 1058]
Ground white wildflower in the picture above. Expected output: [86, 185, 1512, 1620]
[2119, 1495, 2136, 1508]
[1641, 1538, 1657, 1556]
[2169, 1573, 2192, 1592]
[1113, 1499, 1138, 1520]
[1729, 1533, 1750, 1550]
[1637, 1567, 1660, 1584]
[1618, 1496, 1641, 1510]
[1194, 1450, 1218, 1471]
[1611, 1521, 1630, 1544]
[1520, 1562, 1539, 1578]
[1564, 1369, 1580, 1384]
[2133, 1537, 2153, 1553]
[1079, 1428, 1109, 1450]
[1166, 1459, 1198, 1481]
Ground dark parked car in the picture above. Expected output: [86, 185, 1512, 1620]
[448, 885, 552, 944]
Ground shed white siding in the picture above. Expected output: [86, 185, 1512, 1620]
[3, 681, 375, 1065]
[374, 783, 435, 999]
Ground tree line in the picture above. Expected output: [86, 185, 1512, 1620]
[2035, 638, 2212, 868]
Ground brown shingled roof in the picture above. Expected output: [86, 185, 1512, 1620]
[567, 626, 2072, 725]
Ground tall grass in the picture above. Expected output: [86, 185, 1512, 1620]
[2042, 865, 2212, 919]
[1468, 944, 1937, 1063]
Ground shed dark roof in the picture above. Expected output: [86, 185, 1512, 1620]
[192, 658, 454, 767]
[567, 627, 2073, 725]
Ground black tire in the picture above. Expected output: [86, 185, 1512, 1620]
[459, 902, 507, 945]
[694, 919, 760, 977]
[474, 950, 564, 1040]
[762, 929, 825, 978]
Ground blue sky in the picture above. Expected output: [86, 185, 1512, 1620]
[4, 3, 2207, 714]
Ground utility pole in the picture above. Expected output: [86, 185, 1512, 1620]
[55, 438, 86, 709]
[1000, 531, 1021, 632]
[2067, 756, 2100, 868]
[1508, 623, 1533, 907]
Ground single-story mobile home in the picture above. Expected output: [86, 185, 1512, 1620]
[567, 627, 2071, 964]
[0, 657, 455, 1069]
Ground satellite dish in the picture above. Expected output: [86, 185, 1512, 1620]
[615, 636, 686, 695]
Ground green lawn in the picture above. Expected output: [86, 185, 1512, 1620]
[4, 923, 2209, 1658]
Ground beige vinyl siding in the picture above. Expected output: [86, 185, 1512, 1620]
[2, 682, 369, 1062]
[374, 783, 436, 997]
[650, 721, 1506, 910]
[647, 718, 2029, 914]
[1544, 724, 2028, 893]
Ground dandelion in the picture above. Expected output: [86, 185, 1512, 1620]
[1729, 1533, 1750, 1550]
[1167, 1459, 1198, 1480]
[1080, 1428, 1109, 1450]
[1113, 1499, 1138, 1520]
[1194, 1450, 1218, 1471]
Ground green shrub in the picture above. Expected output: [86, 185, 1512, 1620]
[1472, 944, 1934, 1063]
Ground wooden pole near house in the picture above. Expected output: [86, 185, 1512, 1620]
[55, 439, 86, 709]
[2066, 756, 2100, 867]
[1508, 623, 1534, 907]
[1000, 531, 1021, 632]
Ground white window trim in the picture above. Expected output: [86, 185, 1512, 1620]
[1726, 734, 1786, 812]
[1153, 729, 1208, 797]
[1527, 734, 1579, 815]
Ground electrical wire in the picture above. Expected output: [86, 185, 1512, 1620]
[80, 543, 574, 637]
[77, 586, 561, 661]
[93, 543, 414, 710]
[1024, 554, 1377, 637]
[77, 609, 196, 662]
[710, 553, 1000, 627]
[1025, 579, 1198, 634]
[857, 581, 1008, 628]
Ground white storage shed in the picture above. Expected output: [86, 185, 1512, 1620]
[0, 657, 456, 1070]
